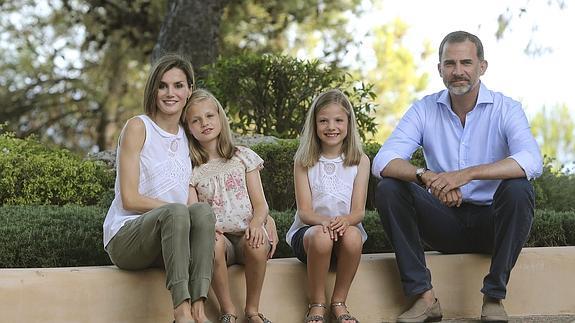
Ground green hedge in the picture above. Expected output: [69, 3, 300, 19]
[0, 205, 112, 267]
[4, 132, 573, 214]
[532, 157, 575, 212]
[0, 132, 114, 206]
[1, 205, 573, 268]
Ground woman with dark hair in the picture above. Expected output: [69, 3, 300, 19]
[103, 53, 215, 323]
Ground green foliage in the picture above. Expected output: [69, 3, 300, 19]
[1, 206, 573, 268]
[271, 209, 298, 259]
[533, 157, 575, 212]
[253, 140, 299, 211]
[0, 0, 366, 152]
[202, 53, 377, 140]
[0, 132, 114, 206]
[220, 0, 363, 65]
[0, 205, 111, 268]
[0, 1, 159, 151]
[361, 210, 392, 253]
[526, 210, 575, 247]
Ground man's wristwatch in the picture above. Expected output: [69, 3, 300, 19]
[415, 167, 428, 185]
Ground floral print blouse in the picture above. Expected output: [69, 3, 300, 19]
[190, 146, 264, 233]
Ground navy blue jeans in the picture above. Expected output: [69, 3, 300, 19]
[375, 178, 534, 299]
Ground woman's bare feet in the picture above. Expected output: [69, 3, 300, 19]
[174, 300, 194, 323]
[190, 298, 209, 322]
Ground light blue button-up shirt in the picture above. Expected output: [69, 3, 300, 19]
[372, 83, 543, 205]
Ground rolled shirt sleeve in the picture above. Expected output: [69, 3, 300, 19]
[372, 104, 425, 179]
[503, 102, 543, 180]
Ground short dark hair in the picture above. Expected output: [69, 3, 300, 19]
[438, 31, 484, 61]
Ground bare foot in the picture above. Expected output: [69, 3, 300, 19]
[174, 300, 194, 323]
[190, 298, 209, 322]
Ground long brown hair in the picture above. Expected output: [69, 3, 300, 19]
[183, 89, 236, 166]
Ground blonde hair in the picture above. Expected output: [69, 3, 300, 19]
[143, 53, 195, 124]
[183, 89, 236, 166]
[294, 89, 363, 168]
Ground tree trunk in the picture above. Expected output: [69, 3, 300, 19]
[152, 0, 229, 77]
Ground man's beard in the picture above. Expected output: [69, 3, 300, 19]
[446, 78, 475, 96]
[448, 83, 472, 95]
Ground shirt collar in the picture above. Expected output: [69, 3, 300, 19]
[437, 82, 493, 110]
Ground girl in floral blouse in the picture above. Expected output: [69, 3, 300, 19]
[184, 89, 277, 323]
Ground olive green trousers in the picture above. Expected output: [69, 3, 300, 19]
[107, 203, 215, 308]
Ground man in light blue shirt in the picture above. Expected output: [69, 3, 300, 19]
[372, 31, 542, 323]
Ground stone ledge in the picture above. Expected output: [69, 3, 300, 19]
[1, 247, 573, 322]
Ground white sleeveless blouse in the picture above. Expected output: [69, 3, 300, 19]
[103, 115, 192, 248]
[285, 155, 368, 246]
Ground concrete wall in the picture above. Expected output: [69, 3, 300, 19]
[1, 247, 574, 322]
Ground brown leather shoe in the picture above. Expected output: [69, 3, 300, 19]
[397, 297, 442, 322]
[481, 295, 508, 322]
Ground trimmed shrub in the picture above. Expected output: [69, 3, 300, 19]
[0, 206, 573, 268]
[0, 132, 114, 206]
[272, 209, 297, 258]
[202, 53, 377, 140]
[0, 205, 111, 267]
[253, 139, 299, 211]
[526, 209, 569, 247]
[532, 157, 575, 212]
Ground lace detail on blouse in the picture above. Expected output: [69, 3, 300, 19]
[310, 158, 353, 206]
[191, 146, 264, 233]
[285, 154, 368, 245]
[140, 154, 190, 198]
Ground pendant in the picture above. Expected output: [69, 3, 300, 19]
[324, 162, 336, 175]
[169, 139, 178, 154]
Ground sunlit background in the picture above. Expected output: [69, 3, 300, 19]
[0, 0, 572, 169]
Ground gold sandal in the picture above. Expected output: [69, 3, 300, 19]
[305, 303, 327, 323]
[245, 312, 271, 323]
[331, 302, 359, 323]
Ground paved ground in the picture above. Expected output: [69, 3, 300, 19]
[381, 316, 575, 323]
[441, 316, 575, 322]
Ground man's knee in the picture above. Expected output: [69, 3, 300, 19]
[495, 178, 534, 204]
[375, 177, 412, 211]
[376, 177, 407, 201]
[494, 179, 535, 227]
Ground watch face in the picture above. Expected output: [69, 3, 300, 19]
[416, 168, 426, 184]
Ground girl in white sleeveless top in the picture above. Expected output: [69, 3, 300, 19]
[286, 89, 370, 323]
[103, 54, 215, 323]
